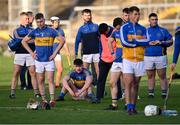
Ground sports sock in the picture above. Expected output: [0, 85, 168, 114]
[41, 95, 46, 101]
[148, 89, 154, 95]
[11, 89, 15, 95]
[87, 93, 93, 98]
[50, 94, 55, 101]
[59, 92, 65, 97]
[112, 99, 117, 107]
[127, 103, 132, 110]
[34, 89, 39, 95]
[162, 89, 167, 96]
[132, 104, 136, 110]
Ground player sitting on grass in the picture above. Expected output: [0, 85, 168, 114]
[56, 59, 96, 103]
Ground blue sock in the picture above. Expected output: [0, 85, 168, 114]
[88, 93, 93, 97]
[131, 104, 135, 110]
[127, 104, 131, 110]
[59, 92, 65, 97]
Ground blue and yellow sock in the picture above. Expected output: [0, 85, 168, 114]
[59, 92, 65, 97]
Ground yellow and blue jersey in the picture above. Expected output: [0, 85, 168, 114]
[69, 68, 92, 89]
[145, 25, 172, 56]
[28, 25, 58, 62]
[173, 26, 180, 64]
[53, 27, 65, 53]
[120, 22, 149, 62]
[111, 29, 123, 63]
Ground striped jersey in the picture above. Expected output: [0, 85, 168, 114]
[68, 68, 92, 89]
[120, 22, 149, 62]
[28, 25, 59, 62]
[53, 27, 65, 53]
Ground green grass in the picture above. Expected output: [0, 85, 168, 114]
[0, 55, 180, 124]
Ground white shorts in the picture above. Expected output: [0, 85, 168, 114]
[14, 54, 35, 66]
[54, 54, 62, 61]
[35, 60, 55, 73]
[122, 59, 145, 77]
[82, 54, 100, 63]
[111, 62, 123, 72]
[144, 56, 167, 70]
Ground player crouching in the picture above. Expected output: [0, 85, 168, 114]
[56, 59, 96, 103]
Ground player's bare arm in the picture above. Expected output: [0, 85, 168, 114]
[62, 75, 75, 96]
[49, 35, 65, 61]
[76, 75, 93, 96]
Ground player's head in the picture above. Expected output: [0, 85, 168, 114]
[122, 8, 129, 22]
[35, 13, 45, 28]
[149, 13, 158, 27]
[113, 17, 124, 30]
[50, 16, 60, 28]
[20, 12, 29, 26]
[27, 11, 34, 25]
[129, 6, 140, 23]
[98, 23, 109, 35]
[81, 9, 92, 23]
[73, 59, 83, 73]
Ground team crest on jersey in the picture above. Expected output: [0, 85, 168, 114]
[40, 32, 44, 37]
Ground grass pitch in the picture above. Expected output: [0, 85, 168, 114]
[0, 55, 180, 124]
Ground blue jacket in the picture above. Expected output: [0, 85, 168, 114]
[173, 26, 180, 64]
[13, 25, 34, 54]
[75, 21, 100, 55]
[145, 25, 172, 56]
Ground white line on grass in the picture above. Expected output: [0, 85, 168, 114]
[0, 106, 144, 114]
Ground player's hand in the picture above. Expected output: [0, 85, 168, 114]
[30, 51, 37, 60]
[49, 53, 56, 61]
[74, 92, 79, 97]
[149, 40, 160, 45]
[69, 91, 75, 97]
[112, 53, 116, 59]
[170, 63, 176, 72]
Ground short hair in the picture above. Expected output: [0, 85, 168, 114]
[20, 12, 28, 16]
[35, 13, 44, 20]
[129, 6, 140, 13]
[149, 13, 158, 18]
[27, 11, 33, 16]
[81, 9, 91, 14]
[98, 23, 108, 34]
[122, 8, 129, 14]
[73, 59, 83, 66]
[113, 17, 124, 27]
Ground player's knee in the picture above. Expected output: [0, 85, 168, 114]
[29, 70, 36, 76]
[57, 67, 63, 73]
[48, 78, 53, 84]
